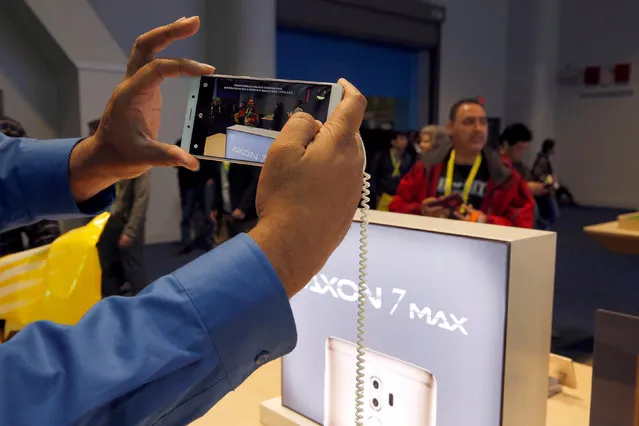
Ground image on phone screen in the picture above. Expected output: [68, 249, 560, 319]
[181, 75, 342, 166]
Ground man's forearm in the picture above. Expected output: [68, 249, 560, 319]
[0, 134, 114, 232]
[0, 234, 296, 425]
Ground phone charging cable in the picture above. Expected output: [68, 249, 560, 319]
[355, 133, 370, 426]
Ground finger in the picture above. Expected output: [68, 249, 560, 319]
[322, 78, 367, 146]
[143, 141, 200, 170]
[127, 16, 201, 77]
[272, 112, 322, 150]
[121, 58, 215, 100]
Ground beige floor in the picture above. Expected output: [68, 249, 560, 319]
[190, 359, 281, 426]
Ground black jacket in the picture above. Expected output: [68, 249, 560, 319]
[370, 149, 415, 199]
[213, 163, 261, 221]
[532, 153, 553, 180]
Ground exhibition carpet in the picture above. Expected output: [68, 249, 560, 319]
[145, 206, 639, 360]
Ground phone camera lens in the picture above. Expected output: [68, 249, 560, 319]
[372, 398, 379, 408]
[191, 95, 195, 99]
[371, 376, 381, 390]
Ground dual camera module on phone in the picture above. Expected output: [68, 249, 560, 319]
[369, 376, 394, 412]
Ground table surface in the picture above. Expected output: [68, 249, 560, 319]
[584, 220, 639, 255]
[584, 221, 639, 236]
[546, 362, 592, 426]
[192, 358, 593, 426]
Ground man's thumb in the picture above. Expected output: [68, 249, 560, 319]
[272, 113, 322, 149]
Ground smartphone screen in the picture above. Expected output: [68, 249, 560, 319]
[182, 75, 341, 165]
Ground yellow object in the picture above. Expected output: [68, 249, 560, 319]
[444, 149, 482, 205]
[389, 150, 402, 177]
[377, 193, 394, 212]
[0, 213, 109, 340]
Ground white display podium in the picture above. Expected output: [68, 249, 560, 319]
[261, 211, 556, 426]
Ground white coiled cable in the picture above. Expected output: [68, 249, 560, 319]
[355, 134, 370, 426]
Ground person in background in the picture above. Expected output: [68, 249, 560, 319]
[212, 162, 260, 240]
[500, 123, 559, 229]
[175, 139, 217, 254]
[97, 161, 150, 297]
[288, 100, 304, 118]
[500, 123, 550, 197]
[531, 138, 563, 226]
[407, 131, 419, 153]
[235, 99, 259, 127]
[0, 117, 61, 256]
[390, 99, 535, 228]
[88, 119, 100, 136]
[534, 139, 577, 206]
[370, 132, 415, 211]
[419, 125, 450, 154]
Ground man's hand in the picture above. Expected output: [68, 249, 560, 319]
[420, 197, 450, 218]
[250, 79, 367, 298]
[528, 181, 549, 196]
[119, 234, 134, 248]
[231, 209, 246, 221]
[69, 17, 215, 202]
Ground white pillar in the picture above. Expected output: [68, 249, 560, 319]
[205, 0, 277, 78]
[504, 0, 560, 161]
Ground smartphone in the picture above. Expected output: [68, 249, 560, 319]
[324, 337, 437, 426]
[180, 75, 343, 166]
[430, 193, 463, 209]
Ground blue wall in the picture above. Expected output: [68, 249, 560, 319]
[276, 28, 420, 130]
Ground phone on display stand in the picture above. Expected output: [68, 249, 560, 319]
[324, 337, 437, 426]
[180, 75, 343, 166]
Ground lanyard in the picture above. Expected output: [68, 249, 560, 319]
[445, 150, 482, 206]
[390, 150, 402, 177]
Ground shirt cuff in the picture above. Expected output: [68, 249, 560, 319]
[172, 233, 298, 388]
[19, 138, 115, 217]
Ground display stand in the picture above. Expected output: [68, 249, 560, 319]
[261, 211, 556, 426]
[590, 310, 639, 426]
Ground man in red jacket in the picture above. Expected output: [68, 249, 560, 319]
[389, 99, 534, 228]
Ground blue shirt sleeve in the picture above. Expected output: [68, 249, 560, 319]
[0, 233, 297, 426]
[0, 133, 115, 231]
